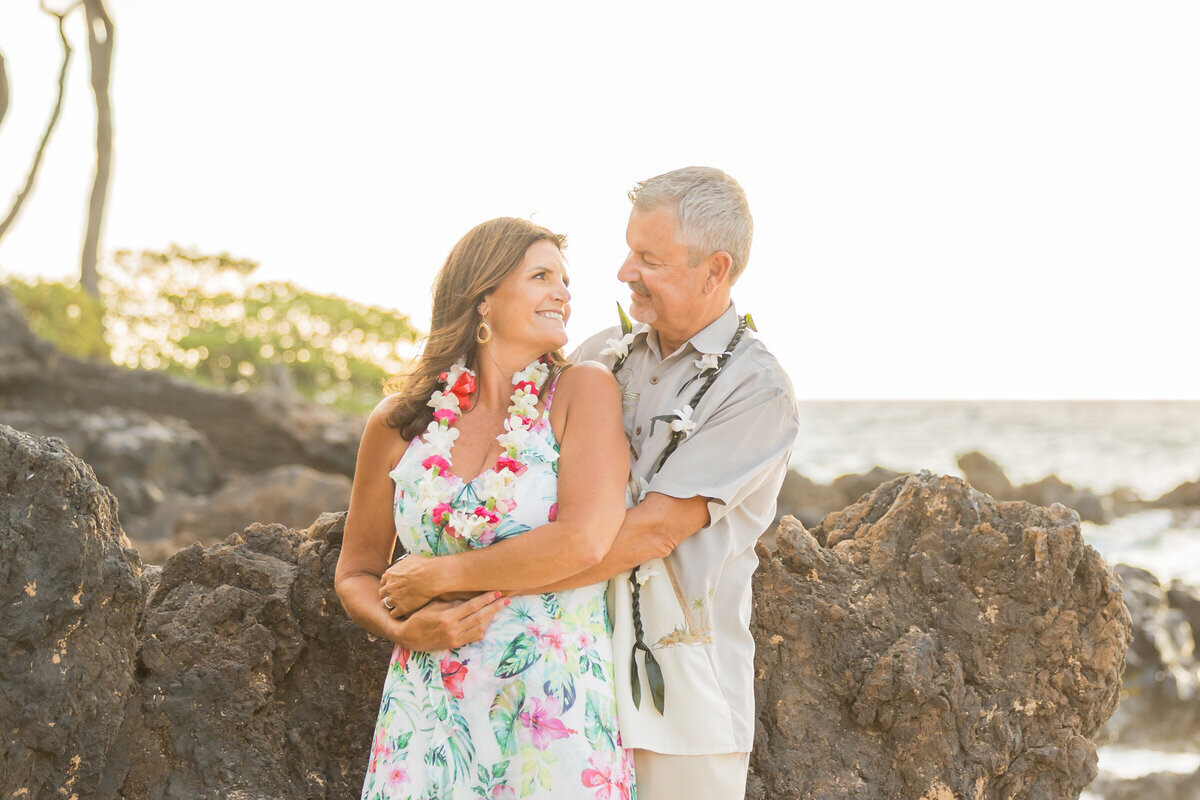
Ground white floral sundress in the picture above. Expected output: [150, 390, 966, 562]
[361, 378, 636, 800]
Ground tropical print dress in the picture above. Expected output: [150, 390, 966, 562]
[361, 381, 636, 800]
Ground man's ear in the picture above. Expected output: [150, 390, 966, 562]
[703, 251, 733, 295]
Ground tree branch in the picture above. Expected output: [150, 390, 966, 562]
[1, 50, 9, 131]
[80, 0, 114, 297]
[0, 8, 73, 243]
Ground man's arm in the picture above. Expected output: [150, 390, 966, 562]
[529, 491, 710, 593]
[533, 367, 799, 593]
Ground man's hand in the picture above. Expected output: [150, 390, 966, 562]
[395, 592, 510, 651]
[379, 553, 441, 616]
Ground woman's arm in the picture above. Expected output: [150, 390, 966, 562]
[335, 397, 508, 647]
[379, 362, 628, 614]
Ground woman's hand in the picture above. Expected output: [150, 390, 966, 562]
[379, 553, 443, 616]
[393, 593, 509, 650]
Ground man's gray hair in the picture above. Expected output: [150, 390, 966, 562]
[628, 166, 754, 282]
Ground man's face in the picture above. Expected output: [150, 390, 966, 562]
[617, 204, 708, 330]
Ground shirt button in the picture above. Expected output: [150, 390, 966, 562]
[649, 376, 659, 385]
[635, 426, 642, 435]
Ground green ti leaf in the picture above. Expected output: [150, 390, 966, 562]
[617, 302, 633, 335]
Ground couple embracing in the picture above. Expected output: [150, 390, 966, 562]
[335, 166, 799, 800]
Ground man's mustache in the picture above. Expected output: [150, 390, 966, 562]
[626, 281, 650, 296]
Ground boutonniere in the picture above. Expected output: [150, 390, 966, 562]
[693, 352, 723, 374]
[650, 405, 696, 440]
[602, 302, 637, 374]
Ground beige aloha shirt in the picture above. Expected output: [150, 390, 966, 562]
[574, 303, 799, 754]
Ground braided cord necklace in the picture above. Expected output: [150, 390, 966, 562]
[608, 312, 752, 714]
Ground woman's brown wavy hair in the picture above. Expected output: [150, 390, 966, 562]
[384, 217, 569, 439]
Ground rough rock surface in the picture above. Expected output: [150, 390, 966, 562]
[128, 464, 352, 563]
[0, 425, 144, 800]
[0, 407, 222, 518]
[1100, 565, 1200, 748]
[99, 514, 392, 799]
[747, 472, 1130, 800]
[774, 466, 901, 530]
[957, 450, 1110, 524]
[4, 425, 1132, 799]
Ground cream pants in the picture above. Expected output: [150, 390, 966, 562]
[633, 750, 750, 800]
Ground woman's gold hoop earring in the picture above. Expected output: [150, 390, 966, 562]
[475, 319, 493, 345]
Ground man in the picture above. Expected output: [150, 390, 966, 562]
[571, 166, 799, 800]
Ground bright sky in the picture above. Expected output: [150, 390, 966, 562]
[1, 2, 1197, 399]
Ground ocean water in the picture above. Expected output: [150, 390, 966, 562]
[792, 400, 1200, 499]
[791, 401, 1200, 791]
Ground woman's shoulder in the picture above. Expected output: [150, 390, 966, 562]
[361, 394, 410, 447]
[554, 360, 619, 394]
[549, 361, 620, 417]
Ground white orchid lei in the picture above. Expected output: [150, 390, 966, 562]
[410, 357, 551, 548]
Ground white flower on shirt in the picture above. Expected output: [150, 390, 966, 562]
[600, 333, 636, 360]
[669, 405, 697, 437]
[635, 567, 659, 586]
[694, 352, 721, 372]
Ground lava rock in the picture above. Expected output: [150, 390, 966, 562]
[747, 471, 1130, 800]
[774, 466, 901, 531]
[0, 407, 222, 519]
[956, 451, 1110, 524]
[1154, 478, 1200, 509]
[1101, 565, 1200, 749]
[957, 450, 1017, 499]
[0, 425, 144, 800]
[97, 514, 392, 799]
[127, 464, 351, 564]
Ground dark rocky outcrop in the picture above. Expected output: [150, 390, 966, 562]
[3, 428, 1132, 799]
[98, 515, 392, 799]
[957, 450, 1111, 524]
[1091, 765, 1200, 800]
[0, 287, 361, 481]
[1100, 565, 1200, 749]
[127, 464, 351, 563]
[774, 466, 901, 530]
[1154, 478, 1200, 509]
[0, 425, 144, 800]
[748, 472, 1131, 800]
[0, 407, 222, 518]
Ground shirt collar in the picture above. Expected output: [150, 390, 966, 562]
[684, 302, 740, 356]
[629, 302, 741, 361]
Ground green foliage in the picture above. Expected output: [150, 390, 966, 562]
[6, 246, 420, 413]
[4, 276, 108, 359]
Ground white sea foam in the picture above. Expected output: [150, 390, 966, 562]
[1084, 509, 1200, 585]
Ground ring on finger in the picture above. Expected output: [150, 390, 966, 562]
[382, 597, 395, 611]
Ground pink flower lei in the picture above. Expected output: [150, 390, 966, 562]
[412, 357, 551, 547]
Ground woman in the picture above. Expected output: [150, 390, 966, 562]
[335, 218, 636, 800]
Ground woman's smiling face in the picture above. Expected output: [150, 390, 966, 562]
[480, 239, 572, 359]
